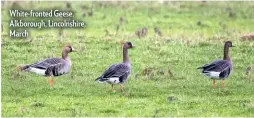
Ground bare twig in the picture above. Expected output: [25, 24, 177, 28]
[168, 64, 174, 77]
[152, 109, 160, 117]
[245, 64, 252, 83]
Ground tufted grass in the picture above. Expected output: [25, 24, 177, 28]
[1, 1, 254, 117]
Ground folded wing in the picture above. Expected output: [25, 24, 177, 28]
[96, 63, 130, 83]
[198, 60, 232, 78]
[25, 58, 71, 76]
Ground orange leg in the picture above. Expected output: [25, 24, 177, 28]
[221, 80, 224, 88]
[49, 77, 54, 87]
[212, 80, 216, 88]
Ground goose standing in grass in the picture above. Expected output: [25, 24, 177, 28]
[96, 42, 135, 93]
[16, 45, 76, 87]
[197, 41, 234, 88]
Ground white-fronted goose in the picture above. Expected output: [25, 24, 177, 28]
[16, 45, 76, 86]
[96, 42, 135, 92]
[198, 41, 234, 88]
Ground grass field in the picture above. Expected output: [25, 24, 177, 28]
[1, 1, 254, 117]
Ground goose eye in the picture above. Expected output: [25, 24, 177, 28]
[127, 42, 132, 47]
[68, 46, 72, 51]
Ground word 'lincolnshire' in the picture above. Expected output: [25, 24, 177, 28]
[9, 20, 86, 28]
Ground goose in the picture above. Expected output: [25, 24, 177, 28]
[96, 42, 135, 92]
[197, 41, 234, 88]
[16, 45, 76, 86]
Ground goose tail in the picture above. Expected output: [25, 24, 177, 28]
[197, 66, 207, 73]
[197, 64, 210, 69]
[95, 77, 107, 83]
[197, 66, 203, 69]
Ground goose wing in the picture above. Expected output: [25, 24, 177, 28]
[96, 63, 130, 82]
[45, 62, 70, 76]
[198, 60, 232, 78]
[29, 58, 66, 69]
[26, 58, 70, 76]
[198, 60, 231, 72]
[101, 63, 130, 78]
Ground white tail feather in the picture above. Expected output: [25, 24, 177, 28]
[96, 77, 120, 84]
[203, 71, 220, 78]
[106, 77, 120, 84]
[27, 67, 46, 76]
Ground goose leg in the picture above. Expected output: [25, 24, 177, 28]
[111, 84, 116, 92]
[212, 80, 216, 88]
[221, 80, 224, 88]
[120, 84, 128, 96]
[120, 84, 124, 92]
[49, 77, 54, 87]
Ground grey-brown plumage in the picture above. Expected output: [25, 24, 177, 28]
[17, 45, 76, 86]
[198, 60, 232, 79]
[96, 42, 135, 92]
[22, 58, 71, 76]
[96, 63, 130, 84]
[198, 41, 234, 88]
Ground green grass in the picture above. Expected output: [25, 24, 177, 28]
[1, 1, 254, 117]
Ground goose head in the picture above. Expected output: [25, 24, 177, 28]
[62, 45, 76, 61]
[62, 45, 77, 53]
[123, 42, 135, 49]
[225, 41, 234, 48]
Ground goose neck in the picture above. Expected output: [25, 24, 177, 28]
[62, 51, 68, 60]
[223, 45, 230, 60]
[123, 47, 129, 63]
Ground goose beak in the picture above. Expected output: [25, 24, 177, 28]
[231, 45, 235, 47]
[72, 47, 77, 52]
[132, 45, 136, 48]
